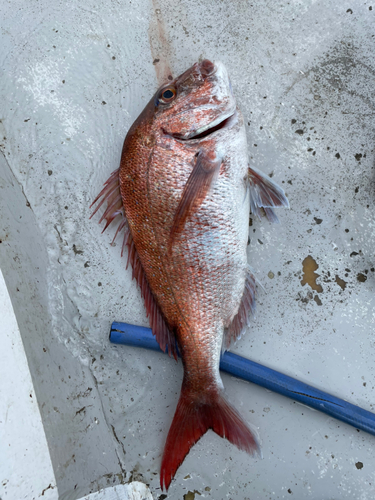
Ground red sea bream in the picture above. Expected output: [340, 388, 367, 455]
[91, 59, 289, 490]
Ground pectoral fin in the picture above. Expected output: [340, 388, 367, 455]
[248, 166, 289, 223]
[169, 149, 222, 246]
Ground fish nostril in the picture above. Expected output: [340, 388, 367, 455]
[200, 59, 215, 78]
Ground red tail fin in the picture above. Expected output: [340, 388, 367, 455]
[160, 386, 260, 490]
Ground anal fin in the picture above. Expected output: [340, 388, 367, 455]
[224, 267, 259, 350]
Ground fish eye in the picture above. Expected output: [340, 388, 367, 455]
[159, 87, 177, 103]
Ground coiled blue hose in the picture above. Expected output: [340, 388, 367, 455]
[110, 321, 375, 437]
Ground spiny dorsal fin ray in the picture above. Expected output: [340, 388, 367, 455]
[90, 168, 127, 237]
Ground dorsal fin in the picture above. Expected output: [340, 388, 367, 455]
[122, 228, 178, 360]
[223, 268, 258, 351]
[91, 169, 178, 359]
[90, 169, 125, 235]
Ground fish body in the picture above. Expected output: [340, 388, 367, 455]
[91, 59, 289, 490]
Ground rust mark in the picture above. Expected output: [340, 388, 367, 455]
[300, 255, 323, 293]
[149, 0, 173, 86]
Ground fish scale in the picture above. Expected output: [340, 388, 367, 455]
[91, 59, 289, 490]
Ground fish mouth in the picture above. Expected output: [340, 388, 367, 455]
[167, 110, 236, 142]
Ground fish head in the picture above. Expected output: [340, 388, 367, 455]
[153, 60, 236, 140]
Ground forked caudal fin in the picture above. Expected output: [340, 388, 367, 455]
[160, 385, 260, 490]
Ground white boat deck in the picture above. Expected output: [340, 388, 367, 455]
[0, 1, 374, 498]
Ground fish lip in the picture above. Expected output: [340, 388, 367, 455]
[167, 109, 237, 142]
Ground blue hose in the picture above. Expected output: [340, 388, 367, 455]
[110, 321, 375, 437]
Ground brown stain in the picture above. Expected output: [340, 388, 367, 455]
[314, 294, 322, 306]
[184, 491, 201, 500]
[301, 255, 323, 293]
[335, 275, 347, 290]
[357, 272, 367, 283]
[148, 0, 173, 86]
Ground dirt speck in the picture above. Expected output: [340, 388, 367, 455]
[355, 461, 363, 469]
[314, 295, 322, 306]
[357, 273, 367, 283]
[335, 275, 347, 290]
[73, 244, 83, 255]
[41, 484, 55, 496]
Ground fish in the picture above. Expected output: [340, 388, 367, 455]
[91, 59, 289, 490]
